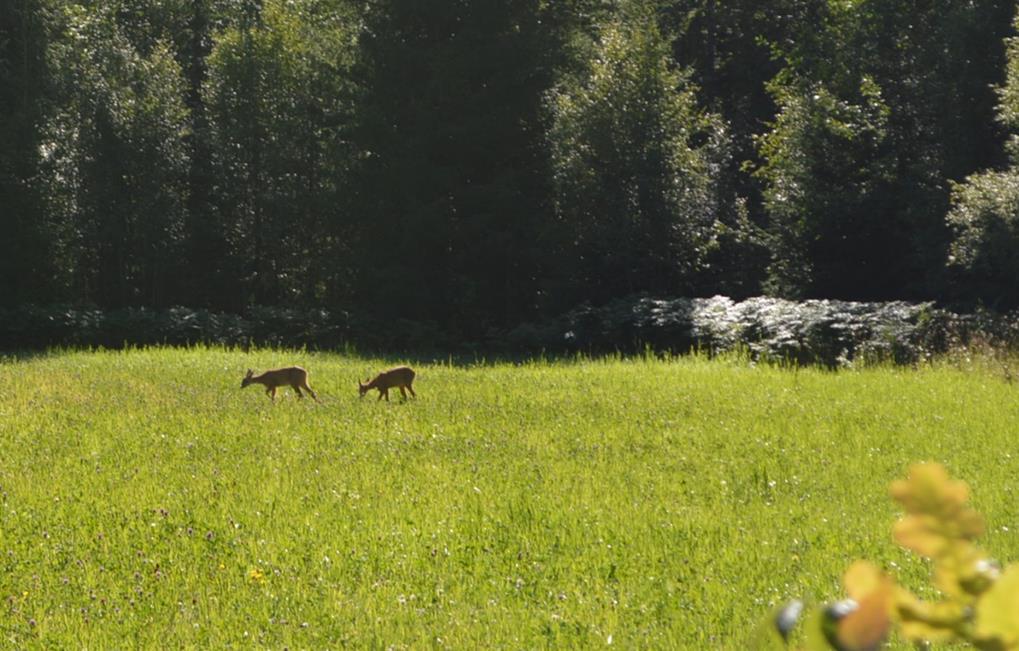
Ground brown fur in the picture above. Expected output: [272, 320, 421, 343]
[241, 366, 318, 402]
[359, 366, 416, 402]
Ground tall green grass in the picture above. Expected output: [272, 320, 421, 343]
[0, 348, 1017, 648]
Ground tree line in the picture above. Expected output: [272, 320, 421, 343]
[4, 0, 1019, 339]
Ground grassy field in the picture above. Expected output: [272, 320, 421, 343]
[1, 347, 1018, 648]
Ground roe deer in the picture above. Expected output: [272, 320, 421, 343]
[241, 366, 318, 402]
[359, 366, 416, 401]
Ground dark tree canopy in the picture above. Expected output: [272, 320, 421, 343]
[1, 0, 1018, 339]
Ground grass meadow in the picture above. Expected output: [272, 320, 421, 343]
[1, 347, 1018, 648]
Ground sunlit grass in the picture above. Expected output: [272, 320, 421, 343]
[0, 347, 1017, 647]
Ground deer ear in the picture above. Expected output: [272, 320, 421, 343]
[246, 369, 253, 377]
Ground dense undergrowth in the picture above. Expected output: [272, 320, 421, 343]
[3, 297, 1019, 366]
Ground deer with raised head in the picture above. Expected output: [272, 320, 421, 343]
[241, 366, 318, 402]
[359, 366, 416, 401]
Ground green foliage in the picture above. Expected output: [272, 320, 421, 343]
[0, 0, 60, 305]
[756, 74, 895, 298]
[3, 0, 1019, 323]
[37, 3, 192, 306]
[990, 5, 1019, 165]
[0, 305, 347, 349]
[659, 0, 819, 297]
[203, 0, 358, 307]
[758, 0, 1013, 302]
[351, 0, 584, 329]
[946, 170, 1019, 307]
[945, 7, 1019, 308]
[547, 5, 730, 303]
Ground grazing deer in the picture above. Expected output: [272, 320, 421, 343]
[359, 366, 416, 401]
[241, 366, 318, 402]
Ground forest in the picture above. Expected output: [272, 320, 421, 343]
[4, 0, 1019, 341]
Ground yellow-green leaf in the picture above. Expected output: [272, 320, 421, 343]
[975, 563, 1019, 649]
[836, 562, 893, 651]
[932, 543, 991, 599]
[890, 463, 984, 559]
[843, 561, 884, 600]
[895, 586, 967, 643]
[893, 514, 948, 557]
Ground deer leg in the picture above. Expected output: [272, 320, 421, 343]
[267, 387, 277, 402]
[399, 386, 407, 400]
[303, 382, 319, 402]
[382, 388, 389, 402]
[407, 384, 416, 398]
[293, 384, 303, 399]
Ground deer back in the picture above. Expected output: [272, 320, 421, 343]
[371, 366, 414, 388]
[258, 366, 307, 387]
